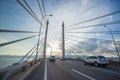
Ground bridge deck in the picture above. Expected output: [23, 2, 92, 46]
[25, 59, 120, 80]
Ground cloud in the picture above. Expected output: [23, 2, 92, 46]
[0, 0, 117, 56]
[0, 37, 7, 43]
[65, 38, 97, 54]
[66, 36, 120, 57]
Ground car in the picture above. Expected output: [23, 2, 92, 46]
[12, 62, 20, 65]
[83, 56, 109, 67]
[49, 56, 56, 62]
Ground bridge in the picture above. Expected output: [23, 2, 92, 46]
[0, 0, 120, 80]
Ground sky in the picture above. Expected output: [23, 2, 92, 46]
[0, 0, 120, 58]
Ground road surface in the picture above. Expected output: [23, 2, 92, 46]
[25, 59, 120, 80]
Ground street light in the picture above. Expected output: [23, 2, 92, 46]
[46, 14, 53, 16]
[35, 14, 53, 63]
[50, 47, 52, 56]
[41, 14, 53, 27]
[104, 25, 120, 61]
[43, 15, 53, 61]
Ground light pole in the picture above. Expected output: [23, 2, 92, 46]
[50, 47, 52, 56]
[41, 14, 53, 27]
[43, 19, 49, 61]
[62, 21, 65, 60]
[35, 15, 53, 63]
[104, 25, 120, 61]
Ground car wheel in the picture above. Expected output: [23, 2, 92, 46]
[103, 64, 107, 67]
[94, 62, 99, 67]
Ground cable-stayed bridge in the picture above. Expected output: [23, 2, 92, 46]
[0, 0, 120, 80]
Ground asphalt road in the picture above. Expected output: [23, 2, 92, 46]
[25, 59, 120, 80]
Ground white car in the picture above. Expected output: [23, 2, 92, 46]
[83, 56, 109, 67]
[49, 56, 56, 62]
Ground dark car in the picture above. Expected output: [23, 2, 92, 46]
[49, 56, 56, 62]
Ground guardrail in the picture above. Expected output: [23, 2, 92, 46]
[109, 61, 120, 67]
[0, 59, 43, 80]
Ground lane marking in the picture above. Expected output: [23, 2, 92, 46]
[72, 69, 96, 80]
[44, 59, 47, 80]
[66, 61, 120, 75]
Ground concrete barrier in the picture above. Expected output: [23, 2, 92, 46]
[0, 59, 43, 80]
[7, 59, 43, 80]
[0, 69, 7, 80]
[22, 61, 36, 71]
[110, 61, 120, 67]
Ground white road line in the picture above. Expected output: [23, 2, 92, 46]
[44, 59, 47, 80]
[72, 69, 96, 80]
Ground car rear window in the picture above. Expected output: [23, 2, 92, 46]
[92, 56, 97, 59]
[88, 56, 97, 59]
[98, 56, 105, 59]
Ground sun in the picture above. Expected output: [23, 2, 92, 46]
[46, 40, 61, 56]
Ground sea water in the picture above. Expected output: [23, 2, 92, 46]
[0, 57, 21, 70]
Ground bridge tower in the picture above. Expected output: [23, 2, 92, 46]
[62, 22, 65, 60]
